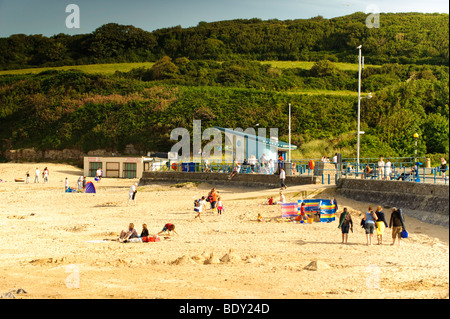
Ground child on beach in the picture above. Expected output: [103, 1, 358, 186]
[257, 213, 264, 222]
[194, 196, 207, 219]
[217, 196, 224, 215]
[158, 223, 178, 236]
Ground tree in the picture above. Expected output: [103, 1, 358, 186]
[149, 56, 179, 80]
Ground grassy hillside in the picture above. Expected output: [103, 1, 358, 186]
[0, 58, 447, 161]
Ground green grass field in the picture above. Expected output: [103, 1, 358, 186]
[0, 60, 378, 76]
[0, 62, 156, 76]
[260, 60, 378, 71]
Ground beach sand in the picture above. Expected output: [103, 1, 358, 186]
[0, 163, 448, 299]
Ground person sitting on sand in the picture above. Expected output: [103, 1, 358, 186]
[119, 223, 139, 243]
[257, 213, 264, 222]
[140, 224, 149, 238]
[158, 223, 178, 236]
[268, 196, 274, 205]
[275, 191, 286, 204]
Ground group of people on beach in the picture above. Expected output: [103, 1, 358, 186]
[194, 187, 224, 219]
[118, 222, 178, 243]
[338, 205, 407, 246]
[26, 167, 49, 184]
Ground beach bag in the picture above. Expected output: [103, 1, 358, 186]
[401, 230, 408, 238]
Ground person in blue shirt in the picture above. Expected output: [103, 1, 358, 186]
[363, 206, 378, 246]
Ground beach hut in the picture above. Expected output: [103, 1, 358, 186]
[85, 181, 96, 193]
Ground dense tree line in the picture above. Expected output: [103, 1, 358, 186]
[0, 12, 448, 70]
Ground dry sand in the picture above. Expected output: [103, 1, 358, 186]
[0, 163, 448, 299]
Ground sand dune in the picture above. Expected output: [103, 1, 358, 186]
[0, 163, 448, 299]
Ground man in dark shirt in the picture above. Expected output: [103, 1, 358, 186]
[389, 207, 406, 246]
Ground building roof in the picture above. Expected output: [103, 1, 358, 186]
[214, 127, 297, 151]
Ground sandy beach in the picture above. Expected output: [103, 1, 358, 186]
[0, 163, 448, 299]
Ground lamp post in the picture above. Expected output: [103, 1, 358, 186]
[413, 133, 420, 182]
[414, 132, 419, 163]
[356, 45, 362, 167]
[288, 103, 291, 163]
[356, 45, 372, 167]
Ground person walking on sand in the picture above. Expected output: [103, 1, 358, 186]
[389, 207, 406, 247]
[363, 206, 378, 246]
[65, 177, 69, 190]
[338, 207, 353, 244]
[34, 167, 40, 183]
[210, 188, 218, 211]
[375, 206, 389, 245]
[280, 167, 287, 190]
[127, 182, 138, 206]
[194, 196, 207, 220]
[43, 167, 49, 184]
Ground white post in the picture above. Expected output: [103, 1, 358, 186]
[288, 103, 291, 163]
[357, 46, 362, 166]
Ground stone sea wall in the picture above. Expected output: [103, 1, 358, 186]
[140, 171, 316, 189]
[336, 178, 449, 227]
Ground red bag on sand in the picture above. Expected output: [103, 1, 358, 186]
[142, 236, 160, 242]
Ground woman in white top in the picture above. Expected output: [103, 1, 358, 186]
[276, 191, 286, 204]
[384, 159, 392, 180]
[377, 157, 385, 180]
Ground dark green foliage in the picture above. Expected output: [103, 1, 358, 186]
[0, 61, 447, 159]
[0, 13, 448, 70]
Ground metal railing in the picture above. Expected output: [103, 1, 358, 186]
[144, 157, 448, 185]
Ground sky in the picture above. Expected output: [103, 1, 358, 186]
[0, 0, 448, 37]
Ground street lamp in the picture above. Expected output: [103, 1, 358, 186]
[288, 103, 291, 163]
[356, 45, 372, 166]
[414, 133, 419, 163]
[414, 133, 420, 182]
